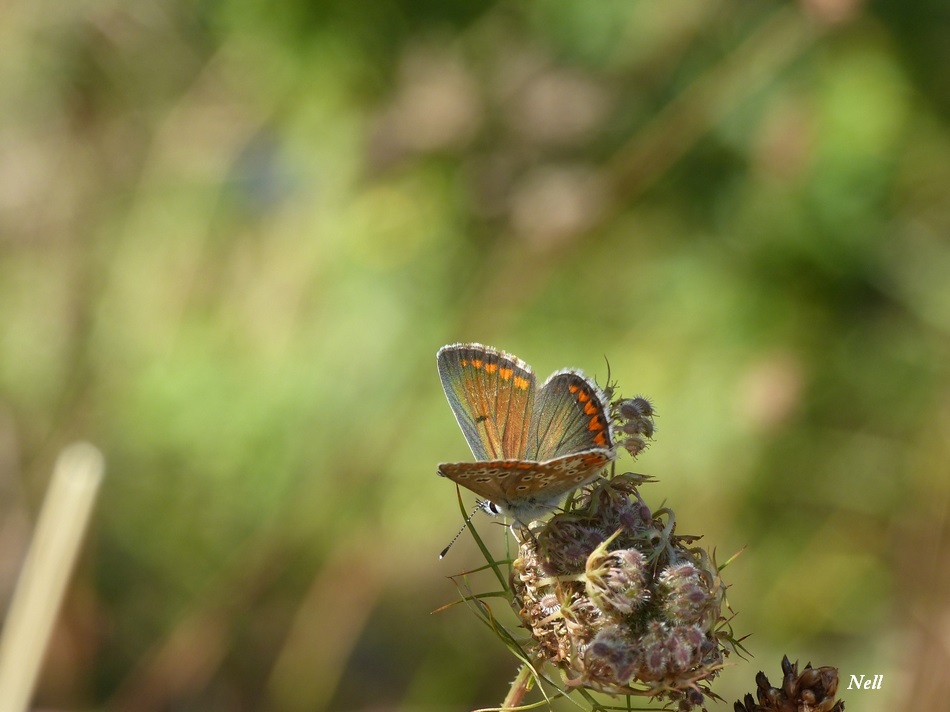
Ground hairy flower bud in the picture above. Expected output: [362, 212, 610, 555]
[613, 397, 656, 460]
[585, 544, 648, 615]
[659, 562, 721, 628]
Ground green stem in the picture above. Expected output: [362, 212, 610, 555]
[501, 664, 533, 710]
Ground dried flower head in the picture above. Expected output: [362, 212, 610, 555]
[734, 655, 845, 712]
[509, 475, 734, 710]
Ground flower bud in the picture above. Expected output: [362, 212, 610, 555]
[584, 544, 648, 615]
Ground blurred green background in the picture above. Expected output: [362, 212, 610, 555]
[1, 0, 948, 710]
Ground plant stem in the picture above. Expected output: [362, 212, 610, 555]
[501, 663, 533, 710]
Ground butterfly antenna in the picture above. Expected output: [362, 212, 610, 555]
[439, 502, 484, 559]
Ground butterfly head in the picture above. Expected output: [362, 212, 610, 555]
[478, 496, 561, 527]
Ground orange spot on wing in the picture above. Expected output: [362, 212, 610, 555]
[588, 416, 604, 432]
[577, 390, 590, 403]
[472, 358, 484, 369]
[584, 402, 598, 415]
[514, 376, 530, 390]
[485, 362, 498, 374]
[460, 359, 469, 367]
[568, 384, 579, 393]
[594, 432, 608, 447]
[499, 367, 513, 380]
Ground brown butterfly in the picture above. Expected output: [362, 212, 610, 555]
[437, 343, 615, 524]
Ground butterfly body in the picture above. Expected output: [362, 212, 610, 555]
[437, 343, 615, 524]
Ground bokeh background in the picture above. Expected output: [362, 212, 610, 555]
[1, 0, 948, 710]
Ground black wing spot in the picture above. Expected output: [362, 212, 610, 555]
[475, 414, 489, 424]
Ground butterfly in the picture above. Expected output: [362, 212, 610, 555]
[437, 343, 615, 524]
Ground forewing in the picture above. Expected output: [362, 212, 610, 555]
[437, 343, 535, 460]
[527, 370, 613, 461]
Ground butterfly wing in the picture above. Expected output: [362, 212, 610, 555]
[437, 343, 535, 461]
[439, 451, 614, 522]
[527, 369, 614, 461]
[437, 460, 535, 503]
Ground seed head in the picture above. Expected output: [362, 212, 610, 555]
[509, 476, 733, 709]
[734, 655, 845, 712]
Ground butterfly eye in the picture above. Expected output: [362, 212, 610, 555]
[481, 500, 503, 516]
